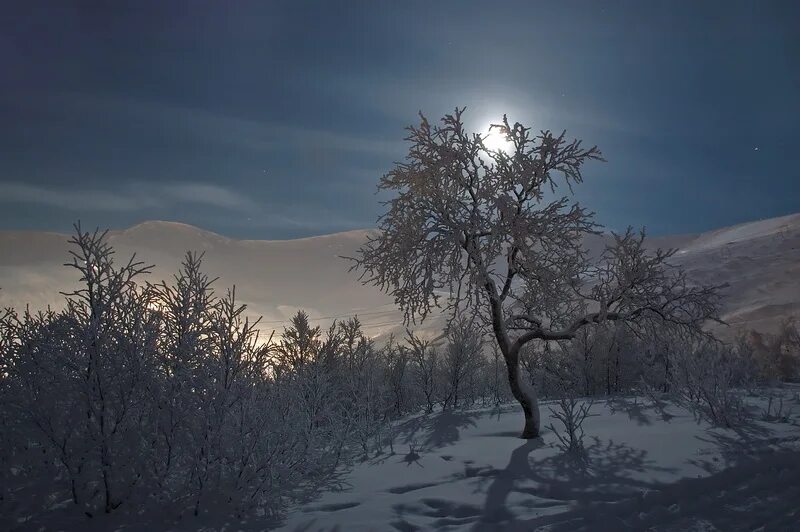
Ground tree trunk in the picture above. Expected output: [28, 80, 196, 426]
[485, 281, 541, 438]
[504, 351, 540, 439]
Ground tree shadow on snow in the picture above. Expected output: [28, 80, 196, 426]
[386, 431, 678, 531]
[689, 423, 795, 474]
[605, 394, 687, 426]
[605, 396, 655, 426]
[384, 419, 799, 532]
[471, 435, 676, 531]
[394, 410, 482, 452]
[490, 424, 800, 531]
[517, 446, 800, 531]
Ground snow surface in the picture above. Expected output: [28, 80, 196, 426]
[277, 390, 800, 532]
[5, 390, 799, 531]
[680, 213, 800, 253]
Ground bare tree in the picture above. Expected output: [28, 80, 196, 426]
[406, 329, 438, 413]
[672, 336, 747, 428]
[272, 310, 322, 372]
[148, 252, 217, 495]
[547, 395, 595, 457]
[440, 316, 484, 409]
[336, 318, 388, 459]
[483, 344, 511, 407]
[351, 107, 723, 438]
[0, 227, 352, 525]
[383, 337, 411, 417]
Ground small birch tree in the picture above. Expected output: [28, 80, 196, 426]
[406, 329, 438, 413]
[351, 107, 723, 438]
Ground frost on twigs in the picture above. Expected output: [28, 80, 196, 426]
[547, 395, 596, 459]
[350, 107, 724, 438]
[0, 225, 351, 523]
[672, 337, 748, 428]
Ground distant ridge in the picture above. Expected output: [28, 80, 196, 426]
[1, 213, 799, 340]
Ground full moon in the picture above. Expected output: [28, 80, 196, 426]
[482, 125, 514, 154]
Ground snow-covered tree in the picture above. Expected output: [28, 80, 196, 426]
[336, 318, 388, 459]
[351, 108, 723, 438]
[482, 344, 512, 407]
[440, 316, 484, 409]
[670, 335, 747, 428]
[272, 310, 322, 372]
[406, 329, 438, 413]
[0, 226, 351, 525]
[382, 336, 411, 417]
[741, 318, 800, 383]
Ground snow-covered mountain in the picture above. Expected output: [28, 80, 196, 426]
[0, 213, 798, 340]
[0, 221, 415, 339]
[665, 213, 800, 339]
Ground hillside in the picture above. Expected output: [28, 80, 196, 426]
[0, 213, 798, 340]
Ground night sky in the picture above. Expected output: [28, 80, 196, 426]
[1, 1, 798, 239]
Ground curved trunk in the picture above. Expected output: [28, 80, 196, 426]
[483, 275, 541, 438]
[505, 354, 541, 438]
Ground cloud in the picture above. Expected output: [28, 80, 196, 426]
[0, 179, 373, 235]
[0, 181, 258, 212]
[326, 74, 643, 138]
[156, 183, 258, 211]
[51, 91, 406, 159]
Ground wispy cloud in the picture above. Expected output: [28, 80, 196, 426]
[327, 75, 642, 138]
[0, 180, 374, 235]
[52, 92, 406, 158]
[0, 181, 258, 212]
[156, 183, 257, 211]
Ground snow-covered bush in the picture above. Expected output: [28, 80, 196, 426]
[547, 394, 595, 456]
[407, 330, 438, 414]
[336, 318, 390, 459]
[0, 226, 351, 525]
[672, 338, 747, 428]
[382, 336, 412, 417]
[737, 319, 800, 384]
[3, 228, 162, 515]
[557, 323, 650, 398]
[439, 316, 484, 409]
[481, 345, 513, 407]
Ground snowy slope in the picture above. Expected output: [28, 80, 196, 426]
[277, 392, 800, 531]
[6, 392, 798, 531]
[0, 213, 798, 340]
[0, 222, 424, 340]
[665, 214, 800, 339]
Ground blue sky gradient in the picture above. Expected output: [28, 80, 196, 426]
[1, 0, 798, 238]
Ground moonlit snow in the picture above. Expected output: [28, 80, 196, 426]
[279, 391, 800, 531]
